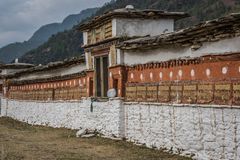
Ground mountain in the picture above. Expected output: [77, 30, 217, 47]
[0, 8, 98, 64]
[20, 0, 240, 65]
[19, 29, 83, 65]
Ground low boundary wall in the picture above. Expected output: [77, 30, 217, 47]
[0, 98, 124, 137]
[1, 98, 240, 160]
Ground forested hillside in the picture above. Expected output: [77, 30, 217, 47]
[0, 8, 97, 63]
[19, 0, 240, 65]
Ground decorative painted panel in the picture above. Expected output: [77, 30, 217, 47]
[125, 86, 137, 102]
[87, 20, 112, 45]
[110, 45, 117, 66]
[214, 83, 231, 105]
[170, 85, 182, 103]
[197, 84, 214, 104]
[8, 78, 87, 101]
[137, 86, 147, 102]
[158, 85, 170, 103]
[182, 84, 197, 104]
[146, 85, 158, 102]
[233, 83, 240, 105]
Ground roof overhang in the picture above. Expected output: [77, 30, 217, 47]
[3, 57, 85, 79]
[78, 8, 189, 31]
[118, 13, 240, 50]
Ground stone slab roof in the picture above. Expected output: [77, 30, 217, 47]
[0, 63, 34, 69]
[78, 7, 189, 31]
[2, 57, 85, 79]
[119, 13, 240, 50]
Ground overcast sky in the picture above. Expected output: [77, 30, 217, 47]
[0, 0, 110, 48]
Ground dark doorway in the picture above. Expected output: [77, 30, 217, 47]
[113, 78, 118, 97]
[95, 56, 109, 97]
[95, 57, 101, 97]
[89, 78, 94, 97]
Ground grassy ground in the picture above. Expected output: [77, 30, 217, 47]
[0, 117, 191, 160]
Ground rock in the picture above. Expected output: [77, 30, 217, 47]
[102, 135, 122, 141]
[76, 128, 98, 138]
[81, 134, 95, 138]
[86, 129, 96, 134]
[76, 129, 87, 137]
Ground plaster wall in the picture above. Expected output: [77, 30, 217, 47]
[16, 64, 86, 81]
[83, 32, 88, 45]
[1, 97, 240, 160]
[0, 98, 123, 137]
[116, 49, 124, 65]
[124, 103, 240, 160]
[112, 19, 117, 37]
[85, 52, 90, 70]
[115, 18, 174, 37]
[1, 68, 27, 76]
[123, 36, 240, 65]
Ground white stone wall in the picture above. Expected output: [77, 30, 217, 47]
[124, 102, 240, 160]
[1, 97, 240, 160]
[114, 18, 174, 37]
[16, 63, 86, 81]
[0, 98, 123, 137]
[123, 36, 240, 65]
[1, 68, 28, 76]
[0, 98, 8, 117]
[83, 32, 88, 45]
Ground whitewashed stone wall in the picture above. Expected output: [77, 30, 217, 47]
[1, 97, 240, 160]
[0, 98, 123, 137]
[113, 18, 174, 37]
[123, 36, 240, 65]
[124, 102, 240, 160]
[15, 63, 86, 81]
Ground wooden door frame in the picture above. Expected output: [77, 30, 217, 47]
[94, 55, 109, 97]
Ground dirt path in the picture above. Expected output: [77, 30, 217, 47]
[0, 117, 191, 160]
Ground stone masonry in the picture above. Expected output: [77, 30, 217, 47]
[1, 97, 240, 160]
